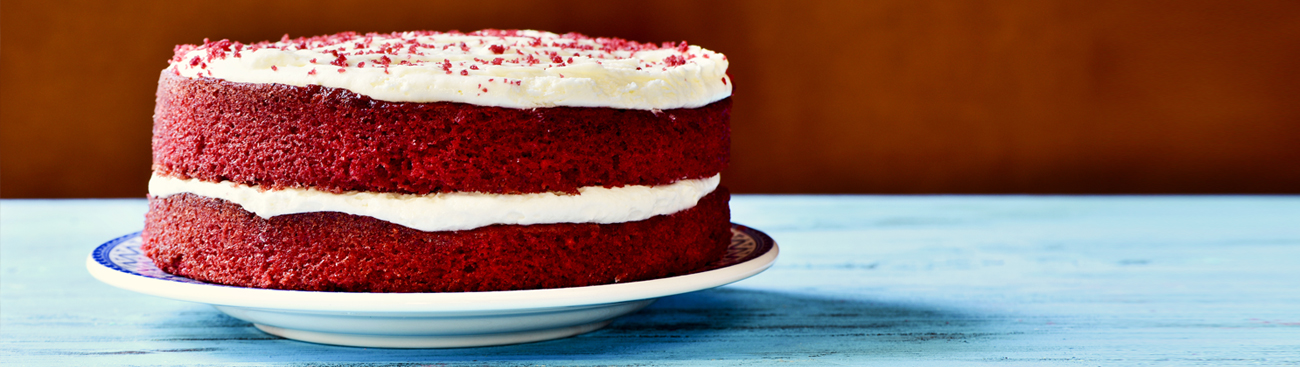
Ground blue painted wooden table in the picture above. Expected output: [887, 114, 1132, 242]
[2, 196, 1298, 365]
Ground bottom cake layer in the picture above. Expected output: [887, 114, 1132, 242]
[142, 189, 731, 292]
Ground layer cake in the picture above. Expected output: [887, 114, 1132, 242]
[144, 30, 732, 292]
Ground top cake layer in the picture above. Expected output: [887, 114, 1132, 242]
[170, 29, 731, 110]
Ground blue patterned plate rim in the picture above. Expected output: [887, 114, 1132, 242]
[93, 223, 772, 289]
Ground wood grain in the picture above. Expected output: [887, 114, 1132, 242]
[2, 0, 1298, 197]
[3, 197, 1298, 364]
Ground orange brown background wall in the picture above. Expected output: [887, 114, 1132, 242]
[3, 0, 1298, 197]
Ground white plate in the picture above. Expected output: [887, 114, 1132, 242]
[87, 224, 778, 348]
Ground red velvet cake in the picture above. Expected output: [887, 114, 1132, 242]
[143, 30, 733, 292]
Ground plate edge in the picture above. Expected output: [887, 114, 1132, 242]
[86, 224, 778, 313]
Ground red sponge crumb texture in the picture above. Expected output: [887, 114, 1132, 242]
[142, 189, 731, 292]
[152, 72, 730, 195]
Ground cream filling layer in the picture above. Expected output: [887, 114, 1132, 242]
[148, 173, 720, 232]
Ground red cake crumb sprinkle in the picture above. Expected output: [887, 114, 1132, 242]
[664, 55, 686, 67]
[330, 53, 348, 67]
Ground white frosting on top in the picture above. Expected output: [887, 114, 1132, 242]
[149, 174, 720, 232]
[169, 30, 731, 110]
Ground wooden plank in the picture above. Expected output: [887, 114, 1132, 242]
[2, 197, 1298, 365]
